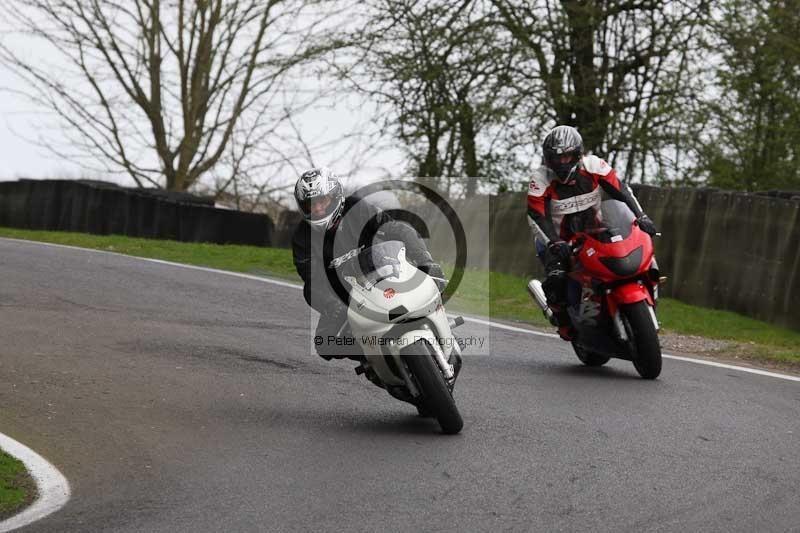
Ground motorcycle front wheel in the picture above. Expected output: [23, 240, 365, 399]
[622, 301, 662, 379]
[401, 340, 463, 435]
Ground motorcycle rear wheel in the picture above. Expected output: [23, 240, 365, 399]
[571, 341, 611, 367]
[622, 301, 662, 379]
[401, 340, 463, 435]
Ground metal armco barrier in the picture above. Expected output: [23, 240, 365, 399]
[0, 179, 274, 246]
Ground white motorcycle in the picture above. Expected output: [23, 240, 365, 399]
[330, 240, 464, 434]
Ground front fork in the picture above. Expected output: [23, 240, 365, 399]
[400, 323, 457, 382]
[607, 282, 660, 341]
[365, 318, 463, 399]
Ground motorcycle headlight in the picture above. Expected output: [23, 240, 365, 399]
[599, 246, 643, 277]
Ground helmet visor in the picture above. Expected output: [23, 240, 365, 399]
[545, 150, 580, 182]
[300, 194, 339, 221]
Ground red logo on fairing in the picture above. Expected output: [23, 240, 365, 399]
[383, 288, 396, 299]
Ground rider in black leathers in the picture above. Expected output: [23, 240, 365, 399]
[291, 168, 445, 360]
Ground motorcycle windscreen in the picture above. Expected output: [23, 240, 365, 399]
[555, 197, 635, 244]
[595, 200, 642, 276]
[337, 240, 405, 287]
[564, 199, 636, 243]
[592, 199, 637, 243]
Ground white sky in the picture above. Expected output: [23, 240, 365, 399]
[0, 69, 405, 186]
[0, 7, 405, 189]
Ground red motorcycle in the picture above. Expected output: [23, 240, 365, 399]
[528, 199, 664, 379]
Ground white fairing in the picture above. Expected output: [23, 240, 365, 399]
[343, 245, 456, 387]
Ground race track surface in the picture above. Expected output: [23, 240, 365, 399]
[1, 239, 798, 532]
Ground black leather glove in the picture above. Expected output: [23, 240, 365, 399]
[420, 262, 447, 293]
[636, 214, 658, 237]
[547, 240, 572, 262]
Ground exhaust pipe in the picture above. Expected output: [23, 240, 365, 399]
[527, 279, 554, 322]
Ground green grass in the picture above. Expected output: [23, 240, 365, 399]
[444, 267, 548, 326]
[2, 226, 798, 366]
[0, 450, 34, 519]
[656, 298, 800, 364]
[0, 226, 298, 280]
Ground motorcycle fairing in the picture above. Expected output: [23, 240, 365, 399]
[606, 282, 654, 319]
[576, 230, 653, 283]
[338, 241, 456, 390]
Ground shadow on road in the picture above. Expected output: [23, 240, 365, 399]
[347, 413, 460, 437]
[543, 363, 643, 381]
[214, 401, 462, 438]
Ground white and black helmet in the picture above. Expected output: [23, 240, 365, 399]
[294, 167, 345, 230]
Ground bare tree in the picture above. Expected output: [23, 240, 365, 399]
[333, 0, 708, 192]
[334, 0, 530, 197]
[492, 0, 709, 183]
[0, 0, 337, 192]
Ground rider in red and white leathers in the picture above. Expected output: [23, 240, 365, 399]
[527, 125, 657, 340]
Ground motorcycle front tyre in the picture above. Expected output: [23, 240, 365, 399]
[401, 340, 463, 435]
[622, 301, 662, 379]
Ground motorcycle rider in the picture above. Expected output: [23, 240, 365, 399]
[292, 167, 446, 361]
[527, 125, 658, 340]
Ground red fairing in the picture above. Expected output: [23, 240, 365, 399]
[574, 223, 654, 284]
[569, 220, 657, 318]
[606, 283, 654, 318]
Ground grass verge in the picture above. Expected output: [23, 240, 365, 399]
[0, 449, 36, 520]
[0, 227, 298, 280]
[1, 226, 798, 368]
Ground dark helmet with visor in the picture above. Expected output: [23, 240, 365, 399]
[294, 167, 345, 231]
[542, 125, 584, 183]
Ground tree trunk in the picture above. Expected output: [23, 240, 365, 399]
[562, 0, 604, 152]
[459, 102, 479, 197]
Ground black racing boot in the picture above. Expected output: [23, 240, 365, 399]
[551, 307, 575, 341]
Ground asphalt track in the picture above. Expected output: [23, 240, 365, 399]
[1, 239, 798, 532]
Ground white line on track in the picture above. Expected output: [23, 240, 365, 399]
[460, 315, 800, 381]
[3, 237, 799, 383]
[0, 433, 70, 533]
